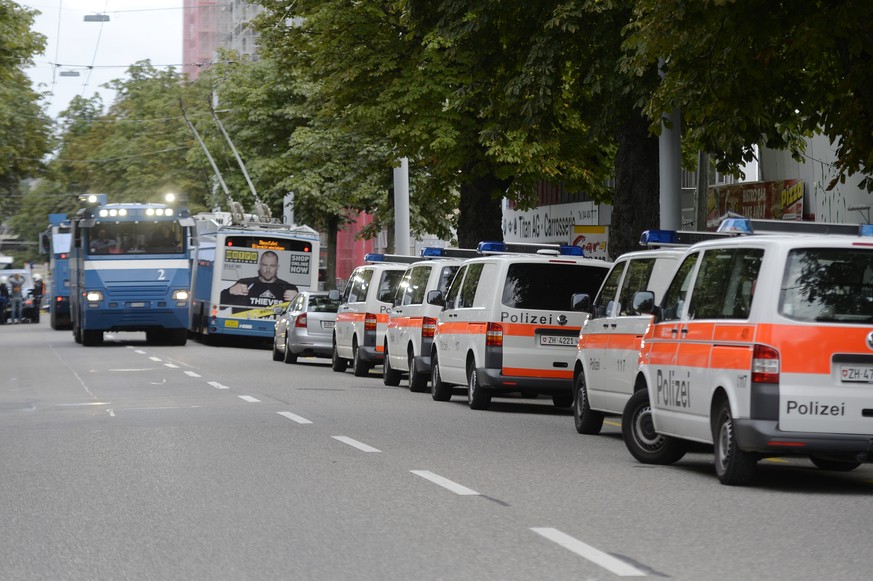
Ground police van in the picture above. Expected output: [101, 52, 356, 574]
[624, 219, 873, 484]
[573, 246, 685, 433]
[383, 249, 475, 391]
[428, 242, 611, 410]
[332, 256, 410, 377]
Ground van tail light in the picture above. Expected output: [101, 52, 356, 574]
[364, 313, 377, 331]
[486, 322, 503, 347]
[421, 317, 437, 339]
[752, 344, 780, 384]
[295, 314, 308, 328]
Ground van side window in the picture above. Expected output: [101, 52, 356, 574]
[458, 263, 484, 308]
[399, 265, 431, 305]
[618, 258, 657, 315]
[660, 253, 699, 322]
[438, 265, 460, 295]
[689, 249, 763, 320]
[592, 263, 625, 318]
[379, 270, 405, 303]
[444, 265, 466, 310]
[346, 268, 373, 303]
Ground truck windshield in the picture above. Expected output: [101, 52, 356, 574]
[88, 222, 184, 256]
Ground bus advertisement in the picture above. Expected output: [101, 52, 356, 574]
[189, 217, 320, 340]
[69, 195, 193, 346]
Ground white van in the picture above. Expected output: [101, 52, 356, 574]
[624, 220, 873, 484]
[384, 253, 467, 390]
[332, 258, 409, 376]
[429, 243, 611, 410]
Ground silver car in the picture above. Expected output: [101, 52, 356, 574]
[272, 291, 339, 364]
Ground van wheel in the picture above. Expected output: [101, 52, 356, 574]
[574, 372, 604, 434]
[331, 342, 347, 372]
[430, 353, 452, 402]
[622, 389, 687, 465]
[467, 367, 491, 410]
[810, 456, 861, 472]
[552, 392, 573, 408]
[283, 337, 298, 364]
[352, 340, 370, 377]
[408, 350, 427, 393]
[713, 399, 757, 485]
[382, 344, 402, 386]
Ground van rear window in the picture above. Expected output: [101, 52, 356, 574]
[780, 248, 873, 323]
[502, 263, 608, 311]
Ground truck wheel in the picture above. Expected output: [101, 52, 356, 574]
[622, 389, 687, 465]
[467, 366, 491, 410]
[408, 350, 427, 393]
[171, 329, 188, 346]
[574, 371, 604, 434]
[82, 330, 103, 346]
[331, 341, 347, 372]
[382, 344, 401, 386]
[430, 353, 452, 402]
[712, 399, 758, 485]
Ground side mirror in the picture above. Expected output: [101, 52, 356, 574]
[327, 289, 341, 301]
[426, 289, 445, 307]
[571, 293, 591, 312]
[632, 291, 656, 315]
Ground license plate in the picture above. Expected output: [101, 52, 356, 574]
[129, 302, 146, 308]
[322, 321, 335, 329]
[840, 365, 873, 383]
[224, 319, 239, 328]
[539, 334, 576, 346]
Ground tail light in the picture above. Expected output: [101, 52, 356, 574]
[295, 313, 308, 328]
[421, 317, 437, 339]
[56, 296, 63, 302]
[752, 344, 779, 384]
[486, 322, 503, 347]
[364, 313, 377, 331]
[210, 305, 217, 322]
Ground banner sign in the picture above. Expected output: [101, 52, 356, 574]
[570, 225, 609, 260]
[706, 179, 804, 228]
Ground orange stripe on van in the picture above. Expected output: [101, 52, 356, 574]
[336, 312, 365, 324]
[503, 367, 573, 379]
[609, 334, 645, 351]
[757, 323, 873, 374]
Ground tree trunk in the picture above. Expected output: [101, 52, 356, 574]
[325, 215, 339, 290]
[456, 172, 507, 249]
[610, 115, 661, 259]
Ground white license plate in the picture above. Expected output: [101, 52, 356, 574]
[322, 321, 335, 329]
[840, 365, 873, 383]
[129, 302, 146, 308]
[539, 334, 575, 346]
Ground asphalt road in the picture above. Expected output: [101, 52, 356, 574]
[1, 320, 872, 580]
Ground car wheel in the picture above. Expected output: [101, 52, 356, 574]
[467, 365, 491, 410]
[810, 456, 862, 471]
[352, 339, 370, 377]
[430, 353, 452, 402]
[408, 350, 427, 393]
[272, 335, 283, 361]
[573, 371, 604, 434]
[382, 344, 402, 386]
[622, 389, 687, 465]
[712, 398, 758, 485]
[331, 341, 347, 372]
[283, 336, 298, 364]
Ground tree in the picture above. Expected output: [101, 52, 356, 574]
[625, 0, 873, 191]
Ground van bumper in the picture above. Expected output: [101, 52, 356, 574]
[476, 367, 572, 395]
[734, 419, 873, 461]
[357, 345, 383, 364]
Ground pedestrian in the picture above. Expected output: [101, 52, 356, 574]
[8, 272, 25, 324]
[0, 276, 8, 324]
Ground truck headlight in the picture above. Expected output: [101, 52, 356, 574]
[172, 289, 189, 301]
[85, 290, 104, 302]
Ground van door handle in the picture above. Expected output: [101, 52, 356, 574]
[681, 327, 689, 336]
[394, 309, 402, 315]
[671, 327, 679, 335]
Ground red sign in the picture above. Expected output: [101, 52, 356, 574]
[706, 179, 804, 229]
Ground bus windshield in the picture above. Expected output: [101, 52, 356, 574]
[88, 222, 185, 256]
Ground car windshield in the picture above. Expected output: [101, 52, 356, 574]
[308, 296, 339, 313]
[780, 248, 873, 323]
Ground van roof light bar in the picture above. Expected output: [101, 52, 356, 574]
[420, 247, 480, 258]
[364, 253, 421, 264]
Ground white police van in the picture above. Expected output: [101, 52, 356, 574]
[429, 242, 611, 410]
[332, 256, 410, 377]
[624, 219, 873, 484]
[383, 249, 474, 390]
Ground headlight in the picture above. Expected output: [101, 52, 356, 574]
[172, 289, 189, 300]
[85, 290, 104, 301]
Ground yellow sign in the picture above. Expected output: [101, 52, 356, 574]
[224, 319, 239, 328]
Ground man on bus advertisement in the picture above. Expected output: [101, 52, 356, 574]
[219, 249, 305, 316]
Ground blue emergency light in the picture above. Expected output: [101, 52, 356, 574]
[717, 218, 754, 234]
[639, 230, 678, 247]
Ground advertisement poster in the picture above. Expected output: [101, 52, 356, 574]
[219, 241, 313, 319]
[570, 225, 609, 260]
[706, 179, 804, 229]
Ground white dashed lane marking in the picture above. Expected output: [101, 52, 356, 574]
[531, 528, 647, 577]
[148, 357, 162, 362]
[208, 381, 229, 390]
[277, 411, 312, 424]
[164, 363, 179, 369]
[410, 470, 479, 496]
[238, 395, 261, 403]
[332, 436, 381, 453]
[184, 371, 201, 378]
